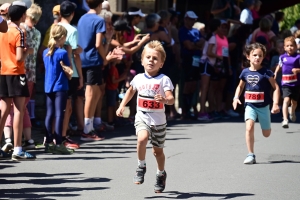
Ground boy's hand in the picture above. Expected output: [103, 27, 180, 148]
[154, 94, 165, 103]
[271, 104, 280, 114]
[232, 98, 241, 110]
[292, 68, 300, 74]
[116, 106, 125, 117]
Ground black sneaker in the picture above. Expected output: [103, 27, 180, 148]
[133, 166, 146, 184]
[154, 171, 167, 193]
[22, 139, 35, 150]
[0, 150, 11, 160]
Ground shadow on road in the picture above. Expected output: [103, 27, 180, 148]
[258, 160, 300, 164]
[144, 191, 255, 199]
[0, 172, 110, 199]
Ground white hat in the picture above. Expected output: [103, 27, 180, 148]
[185, 11, 198, 19]
[128, 9, 146, 17]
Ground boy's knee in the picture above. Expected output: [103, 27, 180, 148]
[245, 119, 254, 132]
[153, 148, 164, 157]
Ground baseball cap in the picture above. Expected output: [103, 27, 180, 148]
[60, 1, 77, 17]
[0, 3, 11, 15]
[52, 5, 60, 16]
[128, 9, 146, 17]
[20, 0, 32, 8]
[11, 1, 27, 8]
[185, 11, 198, 19]
[113, 19, 131, 32]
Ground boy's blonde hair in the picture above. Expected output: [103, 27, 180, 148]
[294, 30, 300, 39]
[46, 24, 67, 56]
[26, 3, 42, 23]
[141, 40, 166, 62]
[284, 36, 296, 46]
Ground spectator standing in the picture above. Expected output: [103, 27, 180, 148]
[251, 0, 262, 20]
[240, 0, 255, 25]
[271, 12, 284, 36]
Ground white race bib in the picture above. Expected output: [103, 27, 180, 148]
[192, 56, 200, 67]
[222, 47, 229, 57]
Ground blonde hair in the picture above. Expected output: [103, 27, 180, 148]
[284, 36, 296, 46]
[26, 3, 42, 23]
[99, 9, 113, 20]
[46, 24, 67, 56]
[141, 40, 166, 62]
[294, 30, 300, 39]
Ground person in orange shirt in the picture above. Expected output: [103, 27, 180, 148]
[0, 1, 35, 161]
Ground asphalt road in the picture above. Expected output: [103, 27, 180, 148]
[0, 113, 299, 200]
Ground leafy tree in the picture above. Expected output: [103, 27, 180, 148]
[280, 4, 300, 30]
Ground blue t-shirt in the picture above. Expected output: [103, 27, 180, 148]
[179, 26, 201, 56]
[77, 13, 106, 68]
[239, 67, 274, 108]
[43, 48, 70, 93]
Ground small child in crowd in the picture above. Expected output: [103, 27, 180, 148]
[233, 43, 280, 164]
[275, 36, 300, 128]
[43, 24, 73, 155]
[116, 41, 174, 193]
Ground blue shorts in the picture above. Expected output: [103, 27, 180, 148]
[244, 105, 271, 130]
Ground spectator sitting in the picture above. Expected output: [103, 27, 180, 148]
[240, 0, 255, 25]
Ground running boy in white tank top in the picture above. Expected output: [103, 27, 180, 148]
[116, 40, 174, 193]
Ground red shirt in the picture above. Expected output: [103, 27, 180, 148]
[106, 65, 119, 90]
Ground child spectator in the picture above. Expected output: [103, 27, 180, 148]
[0, 1, 35, 160]
[43, 24, 73, 154]
[58, 0, 82, 149]
[275, 36, 300, 128]
[116, 41, 174, 193]
[233, 43, 280, 164]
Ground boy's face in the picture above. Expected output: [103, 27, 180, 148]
[284, 41, 296, 55]
[141, 47, 164, 75]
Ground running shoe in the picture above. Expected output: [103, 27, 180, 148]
[197, 113, 213, 121]
[1, 142, 13, 153]
[80, 130, 104, 141]
[94, 123, 105, 132]
[63, 137, 80, 149]
[288, 107, 296, 122]
[52, 145, 74, 155]
[0, 150, 11, 160]
[226, 109, 240, 117]
[282, 120, 289, 128]
[243, 153, 256, 164]
[133, 166, 146, 184]
[22, 139, 35, 150]
[154, 171, 167, 193]
[102, 121, 115, 131]
[44, 143, 54, 153]
[12, 150, 36, 161]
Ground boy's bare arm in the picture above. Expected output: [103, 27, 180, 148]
[154, 90, 174, 105]
[16, 47, 32, 62]
[96, 32, 108, 66]
[116, 86, 136, 117]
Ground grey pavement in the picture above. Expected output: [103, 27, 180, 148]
[0, 113, 300, 200]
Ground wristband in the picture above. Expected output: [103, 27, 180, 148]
[233, 96, 239, 100]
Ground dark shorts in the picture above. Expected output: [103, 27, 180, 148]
[82, 66, 102, 85]
[106, 89, 118, 107]
[68, 77, 85, 98]
[282, 85, 300, 101]
[0, 75, 29, 97]
[181, 56, 200, 82]
[199, 61, 220, 81]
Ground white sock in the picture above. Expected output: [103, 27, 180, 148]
[94, 117, 101, 125]
[138, 160, 146, 168]
[84, 118, 92, 134]
[13, 146, 22, 154]
[157, 169, 165, 176]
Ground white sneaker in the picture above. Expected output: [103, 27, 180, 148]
[288, 107, 296, 122]
[282, 120, 289, 128]
[226, 109, 239, 117]
[1, 142, 13, 153]
[244, 153, 256, 164]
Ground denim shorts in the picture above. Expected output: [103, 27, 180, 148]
[244, 105, 271, 130]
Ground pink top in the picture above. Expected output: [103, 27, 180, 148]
[251, 10, 260, 20]
[216, 34, 229, 57]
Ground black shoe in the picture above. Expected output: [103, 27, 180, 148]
[22, 139, 35, 150]
[133, 166, 146, 184]
[154, 171, 167, 193]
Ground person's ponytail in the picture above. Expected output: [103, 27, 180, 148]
[46, 37, 57, 56]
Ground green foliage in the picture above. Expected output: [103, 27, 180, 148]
[280, 4, 300, 30]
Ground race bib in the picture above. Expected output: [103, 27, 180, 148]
[192, 56, 200, 67]
[222, 47, 229, 57]
[245, 91, 264, 103]
[137, 95, 164, 112]
[282, 74, 297, 83]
